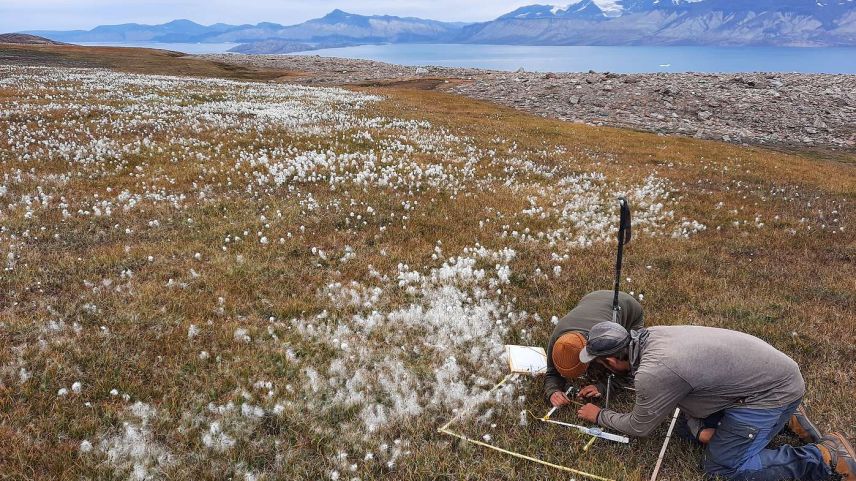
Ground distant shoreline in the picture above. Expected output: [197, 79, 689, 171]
[75, 41, 239, 55]
[198, 53, 856, 152]
[68, 41, 856, 75]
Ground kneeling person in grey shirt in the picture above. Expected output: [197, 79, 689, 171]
[575, 322, 855, 481]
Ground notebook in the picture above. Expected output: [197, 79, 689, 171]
[505, 345, 548, 374]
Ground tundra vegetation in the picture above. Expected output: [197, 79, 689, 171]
[0, 60, 853, 481]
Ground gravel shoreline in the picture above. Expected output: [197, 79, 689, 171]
[198, 54, 856, 152]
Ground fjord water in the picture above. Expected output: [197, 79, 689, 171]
[80, 42, 856, 73]
[293, 44, 856, 74]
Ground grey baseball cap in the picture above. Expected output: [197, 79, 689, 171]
[579, 321, 631, 363]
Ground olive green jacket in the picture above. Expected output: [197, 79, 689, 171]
[543, 290, 644, 403]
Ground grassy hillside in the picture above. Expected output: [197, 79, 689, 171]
[0, 49, 853, 481]
[0, 43, 294, 80]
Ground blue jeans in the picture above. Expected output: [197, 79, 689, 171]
[702, 399, 831, 481]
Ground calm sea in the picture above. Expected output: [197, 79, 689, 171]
[297, 44, 856, 74]
[80, 42, 856, 74]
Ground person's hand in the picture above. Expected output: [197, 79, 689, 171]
[577, 384, 602, 399]
[698, 428, 716, 444]
[577, 403, 601, 423]
[550, 391, 571, 408]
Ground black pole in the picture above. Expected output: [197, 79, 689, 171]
[611, 197, 632, 323]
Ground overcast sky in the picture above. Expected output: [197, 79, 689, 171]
[0, 0, 541, 32]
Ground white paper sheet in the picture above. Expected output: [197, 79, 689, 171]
[505, 345, 547, 374]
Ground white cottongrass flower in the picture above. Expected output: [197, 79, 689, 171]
[233, 328, 250, 343]
[100, 403, 172, 479]
[0, 65, 712, 468]
[202, 421, 236, 452]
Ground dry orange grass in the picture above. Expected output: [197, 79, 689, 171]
[0, 43, 296, 80]
[0, 50, 853, 481]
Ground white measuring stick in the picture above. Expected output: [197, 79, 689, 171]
[649, 408, 681, 481]
[543, 385, 577, 420]
[542, 419, 630, 444]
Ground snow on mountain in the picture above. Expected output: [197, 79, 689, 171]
[498, 1, 613, 20]
[499, 0, 713, 20]
[592, 0, 624, 17]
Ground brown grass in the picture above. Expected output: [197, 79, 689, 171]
[0, 47, 853, 481]
[0, 43, 298, 80]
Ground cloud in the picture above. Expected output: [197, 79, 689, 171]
[0, 0, 538, 32]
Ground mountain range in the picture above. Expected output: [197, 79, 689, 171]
[23, 1, 856, 52]
[467, 0, 856, 46]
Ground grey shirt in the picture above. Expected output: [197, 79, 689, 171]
[544, 290, 644, 401]
[598, 325, 806, 437]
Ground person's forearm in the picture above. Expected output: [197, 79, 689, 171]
[597, 408, 660, 438]
[597, 371, 690, 438]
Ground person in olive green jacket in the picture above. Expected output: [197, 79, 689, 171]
[544, 290, 643, 408]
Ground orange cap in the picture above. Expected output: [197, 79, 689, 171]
[552, 332, 588, 379]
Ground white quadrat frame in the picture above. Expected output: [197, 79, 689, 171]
[437, 373, 679, 481]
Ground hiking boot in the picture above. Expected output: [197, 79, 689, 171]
[818, 432, 856, 480]
[788, 404, 823, 444]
